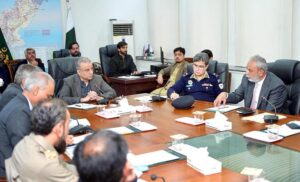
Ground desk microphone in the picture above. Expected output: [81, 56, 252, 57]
[150, 174, 166, 182]
[94, 84, 109, 105]
[152, 80, 170, 102]
[261, 96, 278, 124]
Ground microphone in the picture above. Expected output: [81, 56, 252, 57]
[150, 174, 166, 182]
[151, 80, 170, 102]
[261, 96, 278, 124]
[94, 85, 109, 104]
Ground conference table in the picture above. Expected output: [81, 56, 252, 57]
[69, 94, 300, 182]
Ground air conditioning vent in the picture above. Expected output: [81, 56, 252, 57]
[113, 24, 133, 36]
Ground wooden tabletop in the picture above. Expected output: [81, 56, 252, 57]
[69, 94, 300, 182]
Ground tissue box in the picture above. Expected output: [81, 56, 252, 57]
[205, 119, 232, 131]
[187, 155, 222, 175]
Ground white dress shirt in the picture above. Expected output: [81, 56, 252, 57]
[250, 76, 266, 109]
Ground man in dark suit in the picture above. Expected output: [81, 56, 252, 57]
[16, 48, 45, 71]
[59, 57, 116, 104]
[0, 64, 41, 111]
[108, 41, 138, 76]
[214, 55, 287, 112]
[0, 71, 55, 176]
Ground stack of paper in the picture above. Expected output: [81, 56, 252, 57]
[175, 117, 205, 125]
[268, 122, 300, 137]
[130, 122, 157, 131]
[243, 130, 283, 142]
[68, 103, 97, 110]
[205, 105, 240, 113]
[134, 150, 179, 166]
[107, 126, 135, 135]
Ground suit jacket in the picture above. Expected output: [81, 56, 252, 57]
[59, 74, 117, 104]
[227, 72, 287, 112]
[109, 54, 137, 76]
[0, 93, 31, 176]
[16, 59, 45, 72]
[0, 83, 22, 112]
[5, 133, 78, 181]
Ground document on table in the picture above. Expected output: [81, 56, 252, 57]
[243, 130, 283, 143]
[106, 126, 135, 135]
[205, 105, 240, 113]
[134, 95, 153, 102]
[175, 117, 205, 125]
[68, 103, 97, 110]
[69, 118, 90, 129]
[242, 112, 287, 123]
[268, 122, 300, 137]
[130, 122, 157, 131]
[118, 76, 141, 79]
[134, 150, 179, 166]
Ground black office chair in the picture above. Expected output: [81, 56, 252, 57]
[99, 44, 118, 78]
[53, 49, 70, 58]
[268, 59, 300, 115]
[187, 60, 230, 92]
[48, 57, 80, 95]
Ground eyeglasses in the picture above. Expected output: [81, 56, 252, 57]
[193, 64, 206, 69]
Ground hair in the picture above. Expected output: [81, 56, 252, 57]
[23, 72, 54, 92]
[31, 99, 67, 135]
[117, 41, 128, 49]
[24, 48, 35, 55]
[14, 64, 42, 85]
[201, 49, 213, 59]
[193, 52, 210, 65]
[173, 47, 185, 55]
[68, 41, 79, 50]
[76, 57, 92, 70]
[74, 130, 128, 182]
[250, 55, 268, 72]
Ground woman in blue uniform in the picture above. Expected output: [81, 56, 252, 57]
[167, 52, 223, 102]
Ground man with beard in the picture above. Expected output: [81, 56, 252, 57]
[109, 41, 138, 76]
[214, 55, 287, 112]
[68, 42, 81, 57]
[0, 71, 54, 176]
[5, 99, 78, 181]
[151, 47, 188, 96]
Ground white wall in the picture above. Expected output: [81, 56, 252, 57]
[148, 0, 180, 59]
[293, 0, 300, 60]
[180, 0, 228, 61]
[62, 0, 149, 61]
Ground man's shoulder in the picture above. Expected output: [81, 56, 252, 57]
[5, 83, 22, 93]
[64, 74, 78, 82]
[0, 94, 28, 115]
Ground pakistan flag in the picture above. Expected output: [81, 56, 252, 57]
[65, 5, 76, 49]
[0, 28, 13, 62]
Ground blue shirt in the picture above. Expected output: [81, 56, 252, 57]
[167, 72, 223, 102]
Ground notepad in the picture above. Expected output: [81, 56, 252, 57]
[243, 130, 283, 143]
[68, 103, 97, 110]
[205, 105, 240, 113]
[107, 126, 134, 135]
[175, 117, 205, 125]
[134, 150, 179, 166]
[130, 122, 157, 131]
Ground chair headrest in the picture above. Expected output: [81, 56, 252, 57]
[172, 95, 195, 109]
[106, 44, 118, 57]
[268, 59, 299, 84]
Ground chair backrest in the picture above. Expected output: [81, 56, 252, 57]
[53, 49, 70, 58]
[187, 60, 230, 92]
[99, 44, 118, 76]
[4, 59, 22, 83]
[268, 59, 300, 115]
[48, 57, 80, 95]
